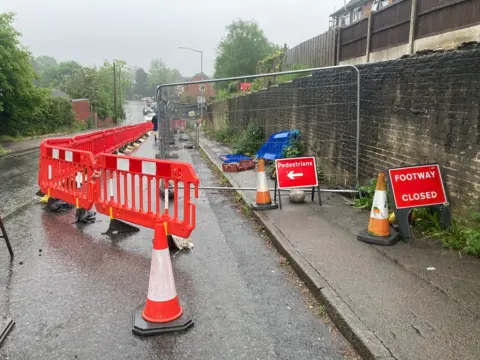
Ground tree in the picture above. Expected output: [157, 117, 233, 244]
[134, 68, 149, 98]
[39, 60, 82, 88]
[31, 55, 58, 74]
[214, 19, 278, 82]
[148, 59, 182, 87]
[0, 12, 39, 133]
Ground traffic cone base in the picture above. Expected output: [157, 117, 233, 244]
[133, 303, 194, 336]
[252, 159, 278, 211]
[252, 202, 278, 211]
[357, 172, 400, 246]
[357, 227, 400, 246]
[133, 221, 193, 337]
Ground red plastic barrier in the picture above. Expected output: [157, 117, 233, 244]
[38, 145, 95, 210]
[94, 154, 199, 238]
[38, 120, 184, 233]
[40, 121, 152, 158]
[71, 131, 104, 155]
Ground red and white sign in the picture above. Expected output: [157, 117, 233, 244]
[388, 164, 448, 209]
[170, 119, 186, 130]
[275, 157, 318, 189]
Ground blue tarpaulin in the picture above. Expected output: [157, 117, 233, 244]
[256, 129, 299, 161]
[219, 154, 253, 163]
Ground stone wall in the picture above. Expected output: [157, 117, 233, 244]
[206, 49, 480, 211]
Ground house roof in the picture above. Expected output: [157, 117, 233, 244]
[187, 72, 210, 82]
[330, 0, 370, 17]
[51, 89, 69, 99]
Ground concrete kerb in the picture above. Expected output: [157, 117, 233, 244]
[0, 146, 40, 159]
[198, 139, 395, 360]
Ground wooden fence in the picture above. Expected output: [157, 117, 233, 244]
[256, 0, 480, 72]
[339, 0, 480, 62]
[284, 29, 337, 68]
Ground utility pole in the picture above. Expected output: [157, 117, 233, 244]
[113, 60, 117, 124]
[118, 64, 122, 119]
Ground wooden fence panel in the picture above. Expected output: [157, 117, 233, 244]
[371, 0, 412, 51]
[417, 0, 480, 39]
[285, 29, 337, 68]
[339, 18, 369, 61]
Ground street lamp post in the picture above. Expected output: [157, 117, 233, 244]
[179, 46, 203, 148]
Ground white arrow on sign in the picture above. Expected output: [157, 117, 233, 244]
[287, 171, 303, 180]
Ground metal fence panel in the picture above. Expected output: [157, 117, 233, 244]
[156, 66, 360, 193]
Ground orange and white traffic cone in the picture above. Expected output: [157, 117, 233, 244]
[252, 159, 278, 210]
[357, 172, 399, 246]
[132, 219, 193, 336]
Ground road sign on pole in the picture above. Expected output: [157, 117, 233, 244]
[275, 157, 318, 189]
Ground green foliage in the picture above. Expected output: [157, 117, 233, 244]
[38, 61, 82, 88]
[354, 178, 377, 209]
[258, 49, 285, 68]
[251, 78, 263, 91]
[275, 64, 311, 84]
[4, 88, 75, 137]
[0, 144, 7, 156]
[214, 19, 279, 89]
[148, 59, 182, 88]
[414, 209, 480, 256]
[134, 68, 149, 98]
[282, 140, 305, 158]
[216, 89, 233, 100]
[234, 123, 264, 155]
[228, 81, 240, 93]
[214, 128, 235, 144]
[0, 12, 127, 137]
[0, 12, 38, 118]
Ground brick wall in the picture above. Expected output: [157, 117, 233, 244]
[71, 99, 90, 121]
[207, 49, 480, 211]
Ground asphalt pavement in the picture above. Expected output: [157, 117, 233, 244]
[0, 104, 356, 359]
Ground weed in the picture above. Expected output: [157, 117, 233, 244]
[414, 208, 480, 256]
[353, 178, 377, 209]
[241, 204, 251, 216]
[214, 128, 235, 144]
[0, 144, 8, 157]
[234, 123, 264, 155]
[0, 135, 22, 142]
[282, 139, 305, 158]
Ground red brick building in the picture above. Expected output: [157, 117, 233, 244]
[71, 99, 90, 122]
[181, 73, 216, 103]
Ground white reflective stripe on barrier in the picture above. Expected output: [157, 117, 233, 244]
[165, 183, 169, 211]
[65, 151, 73, 162]
[109, 178, 114, 199]
[147, 248, 177, 302]
[117, 158, 129, 171]
[52, 149, 59, 159]
[142, 161, 156, 175]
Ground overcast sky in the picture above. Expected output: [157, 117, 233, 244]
[2, 0, 346, 77]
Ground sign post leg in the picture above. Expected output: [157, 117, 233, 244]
[275, 179, 282, 210]
[395, 209, 414, 244]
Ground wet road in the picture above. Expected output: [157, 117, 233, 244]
[0, 103, 354, 359]
[0, 101, 146, 218]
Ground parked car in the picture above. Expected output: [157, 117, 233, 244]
[143, 106, 154, 116]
